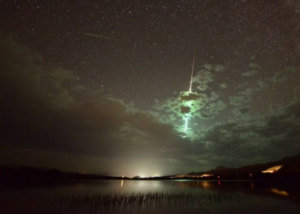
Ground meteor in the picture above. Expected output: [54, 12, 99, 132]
[82, 32, 122, 41]
[184, 53, 196, 134]
[184, 117, 189, 133]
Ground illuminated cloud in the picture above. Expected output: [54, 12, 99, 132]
[219, 83, 228, 89]
[200, 101, 227, 119]
[242, 69, 257, 77]
[272, 66, 296, 83]
[230, 95, 253, 106]
[232, 107, 251, 117]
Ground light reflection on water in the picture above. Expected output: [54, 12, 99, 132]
[0, 180, 300, 214]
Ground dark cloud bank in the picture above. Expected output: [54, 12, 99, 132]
[1, 33, 300, 177]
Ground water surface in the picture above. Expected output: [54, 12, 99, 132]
[1, 180, 299, 214]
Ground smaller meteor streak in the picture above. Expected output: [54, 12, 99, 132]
[82, 32, 122, 41]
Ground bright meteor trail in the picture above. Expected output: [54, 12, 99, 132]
[184, 53, 196, 134]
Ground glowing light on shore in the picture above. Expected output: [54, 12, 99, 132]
[262, 165, 283, 173]
[200, 174, 213, 178]
[270, 188, 289, 196]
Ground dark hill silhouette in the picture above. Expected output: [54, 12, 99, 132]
[180, 153, 300, 181]
[0, 165, 124, 186]
[1, 153, 300, 184]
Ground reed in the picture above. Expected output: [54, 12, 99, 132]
[0, 191, 246, 213]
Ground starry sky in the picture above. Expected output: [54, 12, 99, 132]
[0, 0, 300, 177]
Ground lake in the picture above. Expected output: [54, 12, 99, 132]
[0, 179, 300, 214]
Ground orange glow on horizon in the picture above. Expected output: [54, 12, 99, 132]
[262, 165, 283, 173]
[200, 174, 213, 178]
[270, 188, 289, 196]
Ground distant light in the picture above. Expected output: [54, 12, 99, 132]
[270, 188, 289, 196]
[262, 165, 283, 173]
[200, 174, 213, 178]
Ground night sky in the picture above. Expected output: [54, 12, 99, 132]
[1, 0, 300, 177]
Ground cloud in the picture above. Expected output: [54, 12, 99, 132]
[219, 83, 228, 89]
[178, 101, 300, 167]
[1, 34, 300, 176]
[285, 100, 300, 118]
[272, 66, 296, 83]
[232, 106, 251, 117]
[242, 70, 257, 77]
[200, 101, 227, 119]
[230, 95, 253, 106]
[151, 100, 300, 171]
[0, 35, 178, 164]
